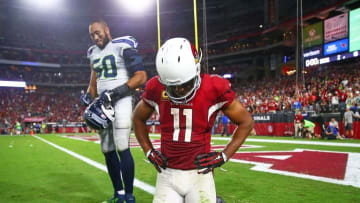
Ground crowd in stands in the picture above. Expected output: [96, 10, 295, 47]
[233, 61, 360, 114]
[0, 46, 156, 65]
[0, 65, 90, 84]
[0, 66, 87, 84]
[1, 60, 359, 126]
[1, 60, 360, 137]
[0, 87, 86, 130]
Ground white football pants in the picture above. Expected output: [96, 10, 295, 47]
[153, 168, 216, 203]
[99, 96, 132, 153]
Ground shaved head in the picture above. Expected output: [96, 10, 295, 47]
[90, 19, 108, 29]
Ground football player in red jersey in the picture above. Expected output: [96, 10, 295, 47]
[133, 38, 254, 203]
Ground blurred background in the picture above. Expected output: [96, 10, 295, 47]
[0, 0, 360, 137]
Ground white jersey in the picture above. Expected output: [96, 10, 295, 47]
[87, 36, 138, 94]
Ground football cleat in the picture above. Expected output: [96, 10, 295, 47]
[125, 194, 135, 203]
[101, 195, 124, 203]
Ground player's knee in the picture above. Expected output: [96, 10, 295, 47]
[116, 143, 129, 152]
[113, 128, 131, 151]
[101, 144, 116, 153]
[114, 118, 132, 129]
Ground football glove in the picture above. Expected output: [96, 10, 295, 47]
[146, 149, 167, 173]
[99, 84, 131, 106]
[194, 151, 227, 174]
[80, 92, 92, 107]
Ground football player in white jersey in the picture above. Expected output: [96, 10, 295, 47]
[81, 19, 147, 203]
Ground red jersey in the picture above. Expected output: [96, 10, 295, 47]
[268, 101, 277, 112]
[142, 74, 235, 170]
[339, 92, 347, 102]
[294, 114, 303, 123]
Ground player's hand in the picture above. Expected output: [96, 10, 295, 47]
[99, 90, 113, 107]
[80, 93, 92, 106]
[146, 149, 167, 173]
[194, 152, 227, 174]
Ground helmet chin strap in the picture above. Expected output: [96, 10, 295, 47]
[198, 48, 203, 64]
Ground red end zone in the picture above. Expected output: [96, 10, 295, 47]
[232, 151, 348, 179]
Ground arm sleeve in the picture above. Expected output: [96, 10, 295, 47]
[142, 77, 159, 109]
[123, 48, 145, 76]
[113, 36, 144, 76]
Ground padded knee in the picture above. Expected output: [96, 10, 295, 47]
[99, 128, 116, 153]
[113, 128, 131, 151]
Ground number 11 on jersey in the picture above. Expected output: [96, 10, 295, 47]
[170, 108, 192, 142]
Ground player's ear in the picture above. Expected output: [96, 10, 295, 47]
[104, 26, 111, 37]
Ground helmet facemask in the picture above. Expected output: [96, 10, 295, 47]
[163, 73, 201, 104]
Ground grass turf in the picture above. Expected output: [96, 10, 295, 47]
[0, 133, 359, 203]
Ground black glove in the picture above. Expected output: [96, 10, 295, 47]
[80, 93, 92, 106]
[99, 84, 131, 106]
[146, 149, 167, 173]
[194, 152, 227, 174]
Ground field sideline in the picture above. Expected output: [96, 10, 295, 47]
[1, 133, 360, 203]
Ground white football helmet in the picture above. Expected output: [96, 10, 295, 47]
[156, 37, 202, 104]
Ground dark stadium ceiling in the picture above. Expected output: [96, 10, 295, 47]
[0, 0, 351, 21]
[0, 0, 357, 46]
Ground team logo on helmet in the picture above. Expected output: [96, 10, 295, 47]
[161, 91, 169, 100]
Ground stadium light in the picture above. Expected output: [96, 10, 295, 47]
[223, 74, 233, 79]
[0, 81, 26, 88]
[118, 0, 154, 13]
[22, 0, 62, 11]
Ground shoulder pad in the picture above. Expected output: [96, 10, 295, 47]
[112, 36, 138, 49]
[206, 74, 232, 96]
[87, 45, 96, 58]
[146, 76, 162, 88]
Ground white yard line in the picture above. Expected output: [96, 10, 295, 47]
[33, 135, 155, 195]
[149, 134, 360, 148]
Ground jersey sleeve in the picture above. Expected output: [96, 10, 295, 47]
[142, 77, 161, 113]
[112, 36, 139, 55]
[211, 75, 236, 109]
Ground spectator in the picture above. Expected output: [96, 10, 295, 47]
[15, 120, 21, 135]
[329, 118, 339, 130]
[325, 125, 343, 140]
[331, 92, 339, 112]
[294, 110, 303, 138]
[221, 114, 230, 137]
[302, 119, 315, 139]
[344, 107, 360, 139]
[293, 96, 302, 111]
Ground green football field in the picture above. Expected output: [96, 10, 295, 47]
[1, 133, 360, 203]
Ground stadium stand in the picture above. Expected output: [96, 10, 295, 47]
[0, 0, 359, 139]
